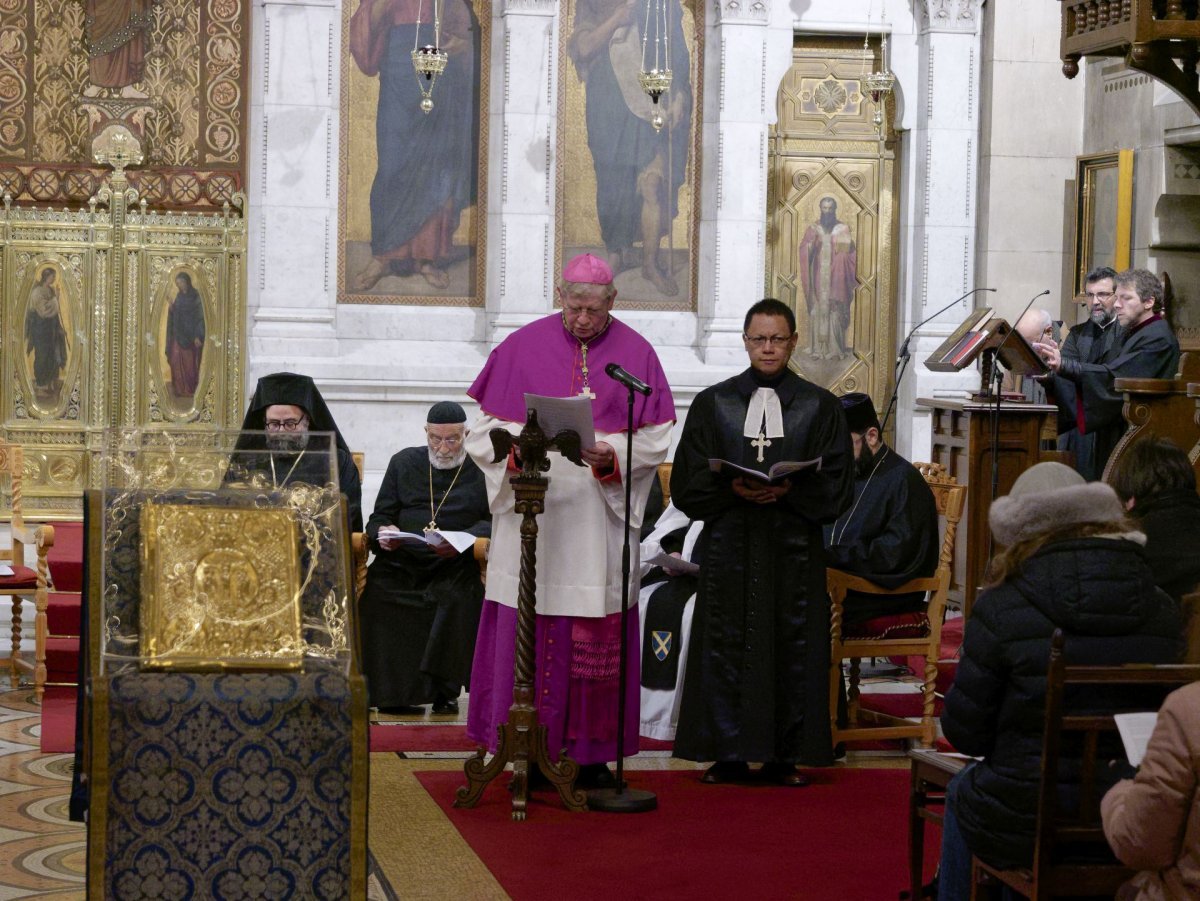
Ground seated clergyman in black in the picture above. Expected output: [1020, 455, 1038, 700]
[824, 393, 938, 627]
[234, 371, 364, 532]
[359, 402, 491, 715]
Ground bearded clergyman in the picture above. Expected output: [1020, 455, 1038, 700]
[359, 402, 491, 715]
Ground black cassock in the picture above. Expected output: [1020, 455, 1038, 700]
[360, 447, 491, 707]
[670, 369, 853, 766]
[824, 449, 939, 625]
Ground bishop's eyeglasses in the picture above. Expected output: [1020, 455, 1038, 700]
[265, 417, 308, 432]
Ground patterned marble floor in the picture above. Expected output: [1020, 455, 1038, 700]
[0, 681, 914, 900]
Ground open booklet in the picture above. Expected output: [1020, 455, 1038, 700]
[375, 527, 478, 555]
[1114, 711, 1159, 767]
[708, 457, 823, 486]
[524, 393, 597, 448]
[644, 552, 700, 576]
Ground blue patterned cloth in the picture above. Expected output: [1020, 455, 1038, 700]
[98, 671, 358, 899]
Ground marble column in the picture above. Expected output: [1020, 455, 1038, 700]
[899, 0, 987, 461]
[485, 0, 559, 344]
[697, 0, 773, 366]
[248, 0, 340, 361]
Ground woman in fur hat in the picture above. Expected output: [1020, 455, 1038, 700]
[935, 463, 1182, 901]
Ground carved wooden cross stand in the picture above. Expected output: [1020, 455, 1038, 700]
[454, 410, 588, 821]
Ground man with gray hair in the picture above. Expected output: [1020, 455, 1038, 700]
[359, 401, 492, 715]
[1035, 267, 1180, 479]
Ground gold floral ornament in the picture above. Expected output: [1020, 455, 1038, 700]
[140, 503, 303, 670]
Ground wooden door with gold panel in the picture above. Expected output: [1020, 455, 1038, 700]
[767, 36, 899, 407]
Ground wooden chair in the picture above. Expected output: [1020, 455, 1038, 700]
[972, 630, 1200, 899]
[0, 440, 55, 697]
[827, 461, 966, 749]
[657, 461, 673, 505]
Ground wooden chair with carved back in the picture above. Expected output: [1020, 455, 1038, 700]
[827, 461, 966, 749]
[971, 630, 1200, 899]
[0, 440, 55, 698]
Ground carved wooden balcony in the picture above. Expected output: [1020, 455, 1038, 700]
[1061, 0, 1200, 114]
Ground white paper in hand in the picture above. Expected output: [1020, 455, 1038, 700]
[523, 394, 597, 448]
[1114, 711, 1159, 767]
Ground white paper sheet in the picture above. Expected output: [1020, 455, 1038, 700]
[523, 393, 597, 448]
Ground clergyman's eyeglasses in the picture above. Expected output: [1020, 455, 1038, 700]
[428, 435, 463, 448]
[745, 335, 793, 348]
[265, 418, 307, 432]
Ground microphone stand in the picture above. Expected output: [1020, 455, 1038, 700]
[985, 289, 1051, 566]
[880, 287, 997, 433]
[588, 381, 657, 814]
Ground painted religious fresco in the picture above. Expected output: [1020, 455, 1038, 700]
[154, 268, 210, 415]
[557, 0, 702, 312]
[0, 0, 249, 209]
[20, 262, 73, 416]
[339, 0, 488, 305]
[767, 37, 897, 403]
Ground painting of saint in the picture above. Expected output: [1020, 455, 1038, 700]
[563, 0, 695, 304]
[24, 267, 70, 407]
[797, 196, 858, 360]
[346, 0, 480, 298]
[84, 0, 160, 92]
[165, 272, 206, 400]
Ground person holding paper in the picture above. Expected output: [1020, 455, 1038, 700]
[1034, 268, 1180, 480]
[637, 501, 703, 741]
[825, 392, 938, 627]
[464, 253, 676, 789]
[1101, 681, 1200, 901]
[359, 402, 491, 714]
[669, 298, 854, 786]
[935, 463, 1182, 901]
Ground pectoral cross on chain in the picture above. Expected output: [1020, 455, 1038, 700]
[751, 431, 771, 463]
[577, 386, 595, 399]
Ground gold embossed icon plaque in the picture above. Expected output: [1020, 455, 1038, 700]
[140, 502, 302, 670]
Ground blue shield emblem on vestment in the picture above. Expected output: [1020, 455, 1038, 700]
[652, 630, 672, 661]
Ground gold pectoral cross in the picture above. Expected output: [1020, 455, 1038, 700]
[578, 386, 595, 399]
[751, 431, 771, 463]
[424, 521, 437, 533]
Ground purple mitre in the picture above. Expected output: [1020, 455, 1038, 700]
[468, 313, 676, 434]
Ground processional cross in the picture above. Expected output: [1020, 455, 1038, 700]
[751, 431, 771, 463]
[454, 409, 588, 820]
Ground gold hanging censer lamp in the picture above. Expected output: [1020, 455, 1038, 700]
[638, 0, 673, 132]
[861, 10, 895, 136]
[411, 0, 448, 114]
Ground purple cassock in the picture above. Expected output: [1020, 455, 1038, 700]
[465, 311, 675, 765]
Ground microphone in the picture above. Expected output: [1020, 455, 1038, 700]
[605, 362, 652, 396]
[897, 287, 997, 365]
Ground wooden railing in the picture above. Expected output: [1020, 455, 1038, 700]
[1060, 0, 1200, 114]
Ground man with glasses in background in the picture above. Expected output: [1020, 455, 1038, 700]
[359, 401, 492, 715]
[669, 298, 853, 786]
[235, 371, 363, 530]
[1040, 267, 1123, 480]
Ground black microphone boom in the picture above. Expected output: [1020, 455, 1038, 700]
[880, 287, 997, 432]
[605, 363, 652, 396]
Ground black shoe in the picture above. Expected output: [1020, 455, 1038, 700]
[700, 761, 751, 784]
[431, 698, 459, 715]
[759, 761, 811, 787]
[375, 705, 424, 716]
[576, 763, 616, 789]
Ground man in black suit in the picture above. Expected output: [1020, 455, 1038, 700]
[1034, 268, 1180, 479]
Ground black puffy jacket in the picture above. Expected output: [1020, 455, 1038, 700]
[941, 536, 1183, 870]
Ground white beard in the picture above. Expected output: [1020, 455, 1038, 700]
[429, 447, 467, 470]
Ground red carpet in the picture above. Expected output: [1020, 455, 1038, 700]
[858, 690, 944, 720]
[40, 687, 76, 753]
[417, 767, 937, 900]
[370, 723, 676, 753]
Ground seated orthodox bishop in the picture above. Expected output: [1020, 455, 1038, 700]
[231, 372, 363, 532]
[359, 402, 491, 714]
[637, 500, 703, 742]
[824, 393, 939, 626]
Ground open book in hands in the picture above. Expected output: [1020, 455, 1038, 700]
[375, 526, 477, 556]
[708, 457, 823, 486]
